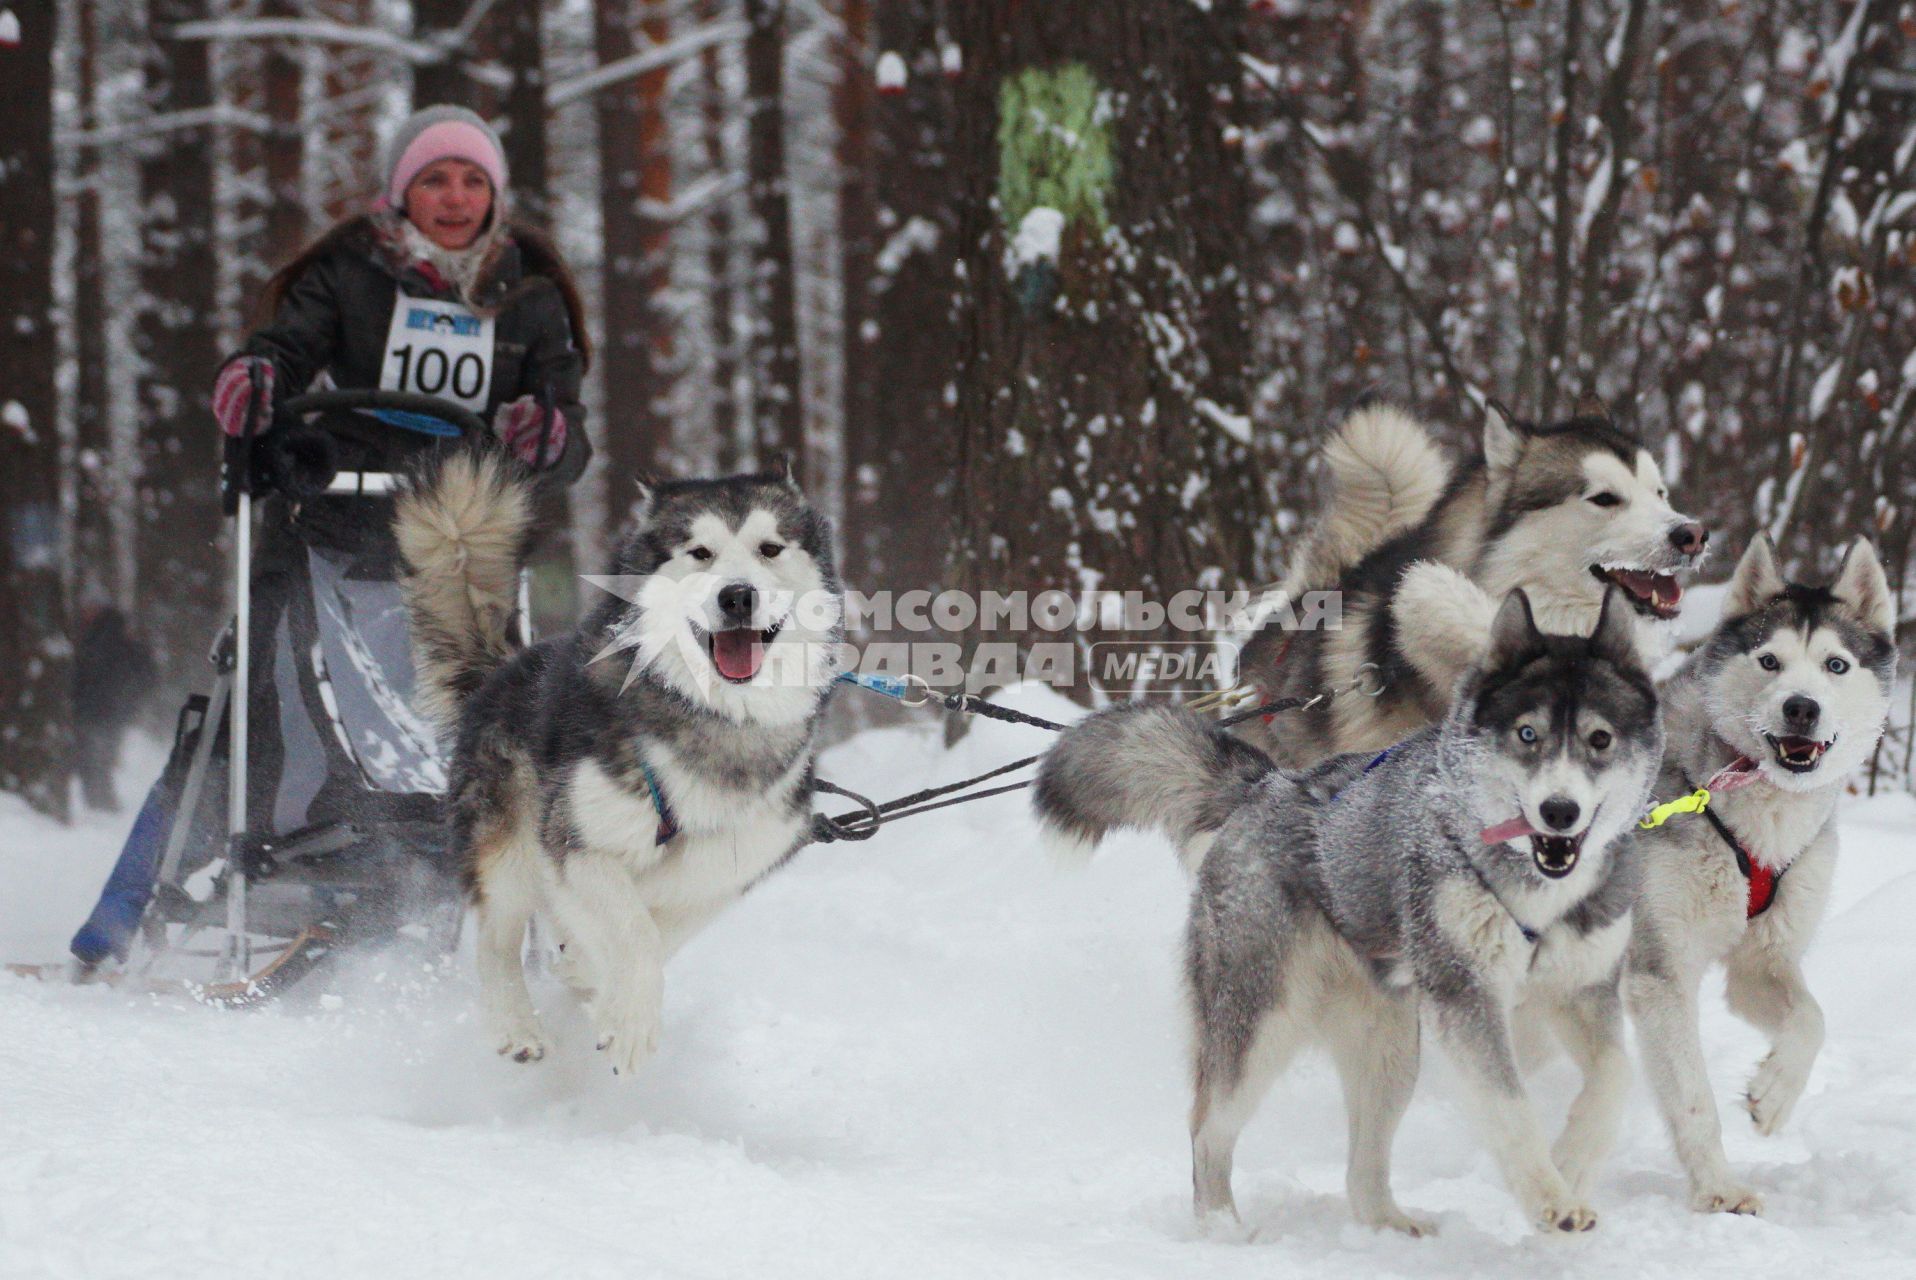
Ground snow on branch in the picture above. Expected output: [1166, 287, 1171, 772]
[59, 105, 270, 149]
[1238, 52, 1474, 402]
[169, 18, 445, 65]
[637, 172, 745, 225]
[547, 22, 749, 109]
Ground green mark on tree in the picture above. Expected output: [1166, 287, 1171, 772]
[997, 63, 1114, 238]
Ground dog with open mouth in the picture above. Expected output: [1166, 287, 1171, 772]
[394, 450, 844, 1074]
[1035, 587, 1663, 1236]
[1232, 398, 1706, 767]
[1625, 535, 1897, 1216]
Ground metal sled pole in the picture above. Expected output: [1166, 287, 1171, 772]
[156, 667, 230, 891]
[224, 490, 252, 981]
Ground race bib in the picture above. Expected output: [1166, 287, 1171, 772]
[379, 295, 495, 414]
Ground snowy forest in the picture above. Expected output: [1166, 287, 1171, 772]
[3, 0, 1914, 820]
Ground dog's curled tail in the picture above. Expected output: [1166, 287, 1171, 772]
[394, 447, 534, 730]
[1032, 704, 1274, 873]
[1300, 401, 1450, 585]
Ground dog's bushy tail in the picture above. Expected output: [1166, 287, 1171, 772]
[1032, 704, 1274, 873]
[394, 448, 534, 730]
[1297, 401, 1449, 586]
[1225, 403, 1448, 692]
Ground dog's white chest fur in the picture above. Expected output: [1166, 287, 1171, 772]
[566, 755, 807, 909]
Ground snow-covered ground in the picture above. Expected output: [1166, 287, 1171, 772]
[4, 692, 1915, 1279]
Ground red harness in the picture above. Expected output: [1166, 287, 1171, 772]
[1744, 855, 1781, 919]
[1689, 763, 1784, 920]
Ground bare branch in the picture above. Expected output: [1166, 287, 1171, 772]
[547, 20, 749, 109]
[169, 18, 443, 64]
[58, 105, 270, 149]
[1241, 54, 1474, 403]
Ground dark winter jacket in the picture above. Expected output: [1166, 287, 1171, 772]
[238, 212, 591, 484]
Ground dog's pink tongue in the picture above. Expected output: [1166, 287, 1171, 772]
[1481, 817, 1535, 845]
[711, 628, 763, 680]
[1610, 569, 1655, 598]
[1707, 756, 1762, 793]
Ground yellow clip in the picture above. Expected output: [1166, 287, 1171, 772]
[1639, 787, 1711, 830]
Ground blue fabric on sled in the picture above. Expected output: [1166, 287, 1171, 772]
[69, 783, 171, 965]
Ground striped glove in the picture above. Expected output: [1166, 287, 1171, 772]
[495, 395, 567, 469]
[212, 357, 275, 437]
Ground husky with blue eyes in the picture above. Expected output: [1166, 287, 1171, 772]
[1625, 536, 1898, 1215]
[1036, 588, 1664, 1236]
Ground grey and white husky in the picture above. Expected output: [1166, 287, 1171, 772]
[395, 450, 844, 1072]
[1036, 590, 1662, 1234]
[1625, 536, 1897, 1214]
[1234, 401, 1706, 766]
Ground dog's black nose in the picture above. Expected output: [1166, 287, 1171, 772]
[718, 582, 756, 623]
[1782, 694, 1821, 733]
[1539, 797, 1581, 832]
[1668, 522, 1707, 556]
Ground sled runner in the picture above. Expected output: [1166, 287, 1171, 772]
[56, 388, 521, 1003]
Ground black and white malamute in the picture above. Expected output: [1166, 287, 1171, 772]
[395, 451, 843, 1072]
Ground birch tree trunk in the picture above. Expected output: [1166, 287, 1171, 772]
[71, 0, 117, 609]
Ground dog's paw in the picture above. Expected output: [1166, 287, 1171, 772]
[592, 999, 661, 1077]
[1357, 1205, 1439, 1238]
[1691, 1183, 1764, 1216]
[1534, 1201, 1598, 1234]
[1745, 1051, 1808, 1135]
[494, 1023, 549, 1064]
[1194, 1208, 1252, 1243]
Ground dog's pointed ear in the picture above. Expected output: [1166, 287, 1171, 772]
[632, 469, 657, 508]
[1831, 537, 1895, 637]
[1588, 587, 1641, 671]
[624, 472, 659, 531]
[768, 450, 802, 492]
[1483, 400, 1525, 472]
[1486, 589, 1544, 669]
[1574, 389, 1612, 421]
[1725, 534, 1786, 619]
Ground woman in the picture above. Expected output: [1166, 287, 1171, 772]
[212, 103, 591, 481]
[68, 106, 591, 971]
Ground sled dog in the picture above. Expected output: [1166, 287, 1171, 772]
[395, 450, 844, 1072]
[1625, 536, 1897, 1214]
[1234, 400, 1705, 766]
[1037, 590, 1661, 1234]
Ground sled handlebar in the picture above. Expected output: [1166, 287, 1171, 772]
[278, 389, 491, 439]
[220, 389, 493, 513]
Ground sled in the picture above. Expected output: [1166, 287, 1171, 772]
[49, 389, 518, 1004]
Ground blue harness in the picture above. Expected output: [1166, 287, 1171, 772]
[639, 759, 680, 846]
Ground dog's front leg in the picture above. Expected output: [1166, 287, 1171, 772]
[547, 853, 666, 1077]
[1541, 979, 1630, 1197]
[1430, 988, 1595, 1233]
[1624, 960, 1761, 1213]
[1726, 947, 1824, 1138]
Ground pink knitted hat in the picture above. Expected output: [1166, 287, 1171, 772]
[383, 106, 508, 212]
